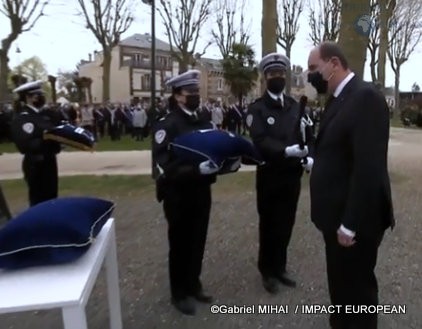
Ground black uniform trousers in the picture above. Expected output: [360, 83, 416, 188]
[323, 231, 384, 329]
[256, 167, 301, 278]
[23, 154, 58, 206]
[163, 183, 212, 300]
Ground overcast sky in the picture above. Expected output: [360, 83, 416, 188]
[0, 0, 420, 91]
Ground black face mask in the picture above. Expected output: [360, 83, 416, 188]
[308, 71, 328, 94]
[267, 77, 285, 94]
[33, 94, 46, 108]
[185, 94, 200, 111]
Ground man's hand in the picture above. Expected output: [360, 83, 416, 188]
[337, 225, 356, 247]
[301, 157, 313, 172]
[285, 144, 308, 158]
[199, 160, 219, 175]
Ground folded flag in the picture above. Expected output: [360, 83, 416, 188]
[170, 129, 263, 167]
[44, 124, 95, 151]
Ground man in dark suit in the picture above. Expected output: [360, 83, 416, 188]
[307, 42, 395, 329]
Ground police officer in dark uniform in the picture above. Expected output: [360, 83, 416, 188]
[10, 80, 61, 206]
[152, 70, 232, 315]
[246, 53, 314, 294]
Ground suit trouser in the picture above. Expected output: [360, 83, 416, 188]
[323, 232, 384, 329]
[163, 184, 211, 300]
[23, 155, 58, 207]
[256, 173, 301, 278]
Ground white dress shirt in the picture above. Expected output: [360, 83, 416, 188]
[267, 90, 284, 106]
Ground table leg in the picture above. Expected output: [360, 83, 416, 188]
[62, 305, 88, 329]
[105, 224, 123, 329]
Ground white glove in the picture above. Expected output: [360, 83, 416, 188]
[199, 160, 219, 175]
[285, 144, 308, 158]
[301, 157, 314, 172]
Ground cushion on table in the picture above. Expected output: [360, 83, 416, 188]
[0, 197, 115, 269]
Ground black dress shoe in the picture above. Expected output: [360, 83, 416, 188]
[277, 272, 297, 287]
[262, 277, 280, 294]
[194, 291, 214, 303]
[171, 297, 196, 315]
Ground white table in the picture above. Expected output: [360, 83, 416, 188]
[0, 218, 122, 329]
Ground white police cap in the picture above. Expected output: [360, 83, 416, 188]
[166, 69, 200, 89]
[259, 53, 290, 74]
[12, 80, 44, 95]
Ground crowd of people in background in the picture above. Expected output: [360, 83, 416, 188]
[0, 98, 324, 145]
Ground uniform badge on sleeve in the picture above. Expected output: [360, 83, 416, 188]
[246, 114, 253, 128]
[267, 117, 275, 125]
[22, 122, 34, 134]
[154, 129, 166, 144]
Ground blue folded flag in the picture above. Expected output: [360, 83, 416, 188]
[44, 124, 95, 151]
[170, 129, 263, 167]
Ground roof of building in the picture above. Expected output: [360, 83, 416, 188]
[197, 57, 223, 71]
[119, 33, 172, 52]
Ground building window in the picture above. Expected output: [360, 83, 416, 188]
[134, 53, 141, 62]
[217, 78, 223, 91]
[142, 74, 151, 90]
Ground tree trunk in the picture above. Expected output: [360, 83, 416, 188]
[377, 0, 395, 91]
[338, 0, 371, 78]
[262, 0, 278, 56]
[394, 67, 400, 114]
[0, 51, 11, 102]
[238, 93, 243, 108]
[370, 58, 377, 83]
[102, 51, 112, 102]
[285, 46, 292, 96]
[261, 0, 278, 93]
[179, 56, 190, 74]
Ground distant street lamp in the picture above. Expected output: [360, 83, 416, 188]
[142, 0, 156, 112]
[142, 0, 156, 178]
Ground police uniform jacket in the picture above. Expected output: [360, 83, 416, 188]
[247, 92, 314, 175]
[152, 106, 216, 201]
[11, 105, 61, 156]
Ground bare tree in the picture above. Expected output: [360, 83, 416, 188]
[211, 0, 250, 59]
[276, 0, 304, 95]
[158, 0, 212, 73]
[308, 0, 341, 45]
[0, 0, 48, 101]
[388, 0, 422, 112]
[368, 0, 396, 86]
[377, 0, 396, 89]
[368, 0, 381, 83]
[77, 0, 134, 102]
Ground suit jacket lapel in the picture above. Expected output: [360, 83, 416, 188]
[316, 76, 360, 145]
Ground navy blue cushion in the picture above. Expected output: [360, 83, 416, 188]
[0, 197, 114, 269]
[170, 129, 263, 167]
[44, 124, 95, 151]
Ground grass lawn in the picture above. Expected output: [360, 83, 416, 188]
[0, 135, 152, 154]
[1, 172, 258, 215]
